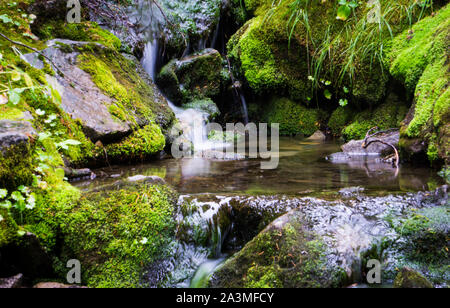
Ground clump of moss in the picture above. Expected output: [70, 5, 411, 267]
[103, 124, 165, 163]
[327, 107, 354, 136]
[56, 184, 177, 287]
[261, 97, 320, 136]
[0, 142, 35, 192]
[184, 99, 220, 121]
[0, 208, 19, 247]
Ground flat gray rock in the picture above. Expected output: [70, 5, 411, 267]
[0, 120, 36, 153]
[23, 40, 131, 144]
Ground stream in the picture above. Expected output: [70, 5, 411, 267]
[73, 138, 446, 288]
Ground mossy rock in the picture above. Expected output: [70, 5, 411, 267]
[102, 124, 166, 163]
[386, 4, 450, 164]
[227, 0, 426, 105]
[0, 121, 36, 191]
[394, 267, 433, 288]
[211, 209, 348, 288]
[261, 97, 320, 136]
[327, 107, 354, 136]
[157, 49, 224, 105]
[27, 181, 178, 288]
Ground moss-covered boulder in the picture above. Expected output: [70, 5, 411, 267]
[23, 39, 175, 165]
[183, 99, 220, 121]
[386, 4, 450, 164]
[27, 181, 178, 288]
[259, 97, 320, 136]
[394, 267, 434, 288]
[157, 49, 224, 105]
[210, 209, 348, 288]
[227, 0, 428, 105]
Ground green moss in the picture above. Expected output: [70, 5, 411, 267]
[0, 106, 24, 120]
[57, 184, 177, 287]
[244, 264, 283, 288]
[157, 49, 224, 105]
[392, 206, 449, 264]
[327, 107, 354, 136]
[386, 5, 450, 163]
[261, 97, 320, 136]
[393, 268, 434, 288]
[78, 46, 174, 129]
[212, 215, 346, 288]
[0, 143, 35, 191]
[342, 101, 408, 141]
[35, 21, 121, 50]
[103, 124, 166, 163]
[228, 14, 310, 101]
[25, 180, 177, 288]
[0, 208, 19, 247]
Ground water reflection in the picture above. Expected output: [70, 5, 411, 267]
[75, 138, 444, 195]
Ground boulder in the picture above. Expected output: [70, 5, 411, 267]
[23, 40, 132, 144]
[393, 268, 433, 288]
[307, 130, 327, 142]
[157, 49, 223, 105]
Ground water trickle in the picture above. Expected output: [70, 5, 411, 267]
[141, 39, 159, 81]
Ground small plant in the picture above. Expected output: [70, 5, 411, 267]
[336, 0, 359, 21]
[0, 186, 36, 224]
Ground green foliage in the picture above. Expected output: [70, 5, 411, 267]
[327, 106, 353, 136]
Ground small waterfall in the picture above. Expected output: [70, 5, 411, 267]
[141, 39, 159, 81]
[239, 92, 249, 125]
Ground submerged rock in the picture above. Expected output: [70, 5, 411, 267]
[307, 130, 327, 142]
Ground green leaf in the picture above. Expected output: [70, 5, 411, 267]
[0, 14, 13, 24]
[0, 200, 12, 209]
[0, 214, 3, 222]
[8, 89, 20, 105]
[336, 5, 352, 21]
[324, 89, 332, 100]
[339, 98, 348, 107]
[343, 86, 349, 94]
[0, 189, 7, 199]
